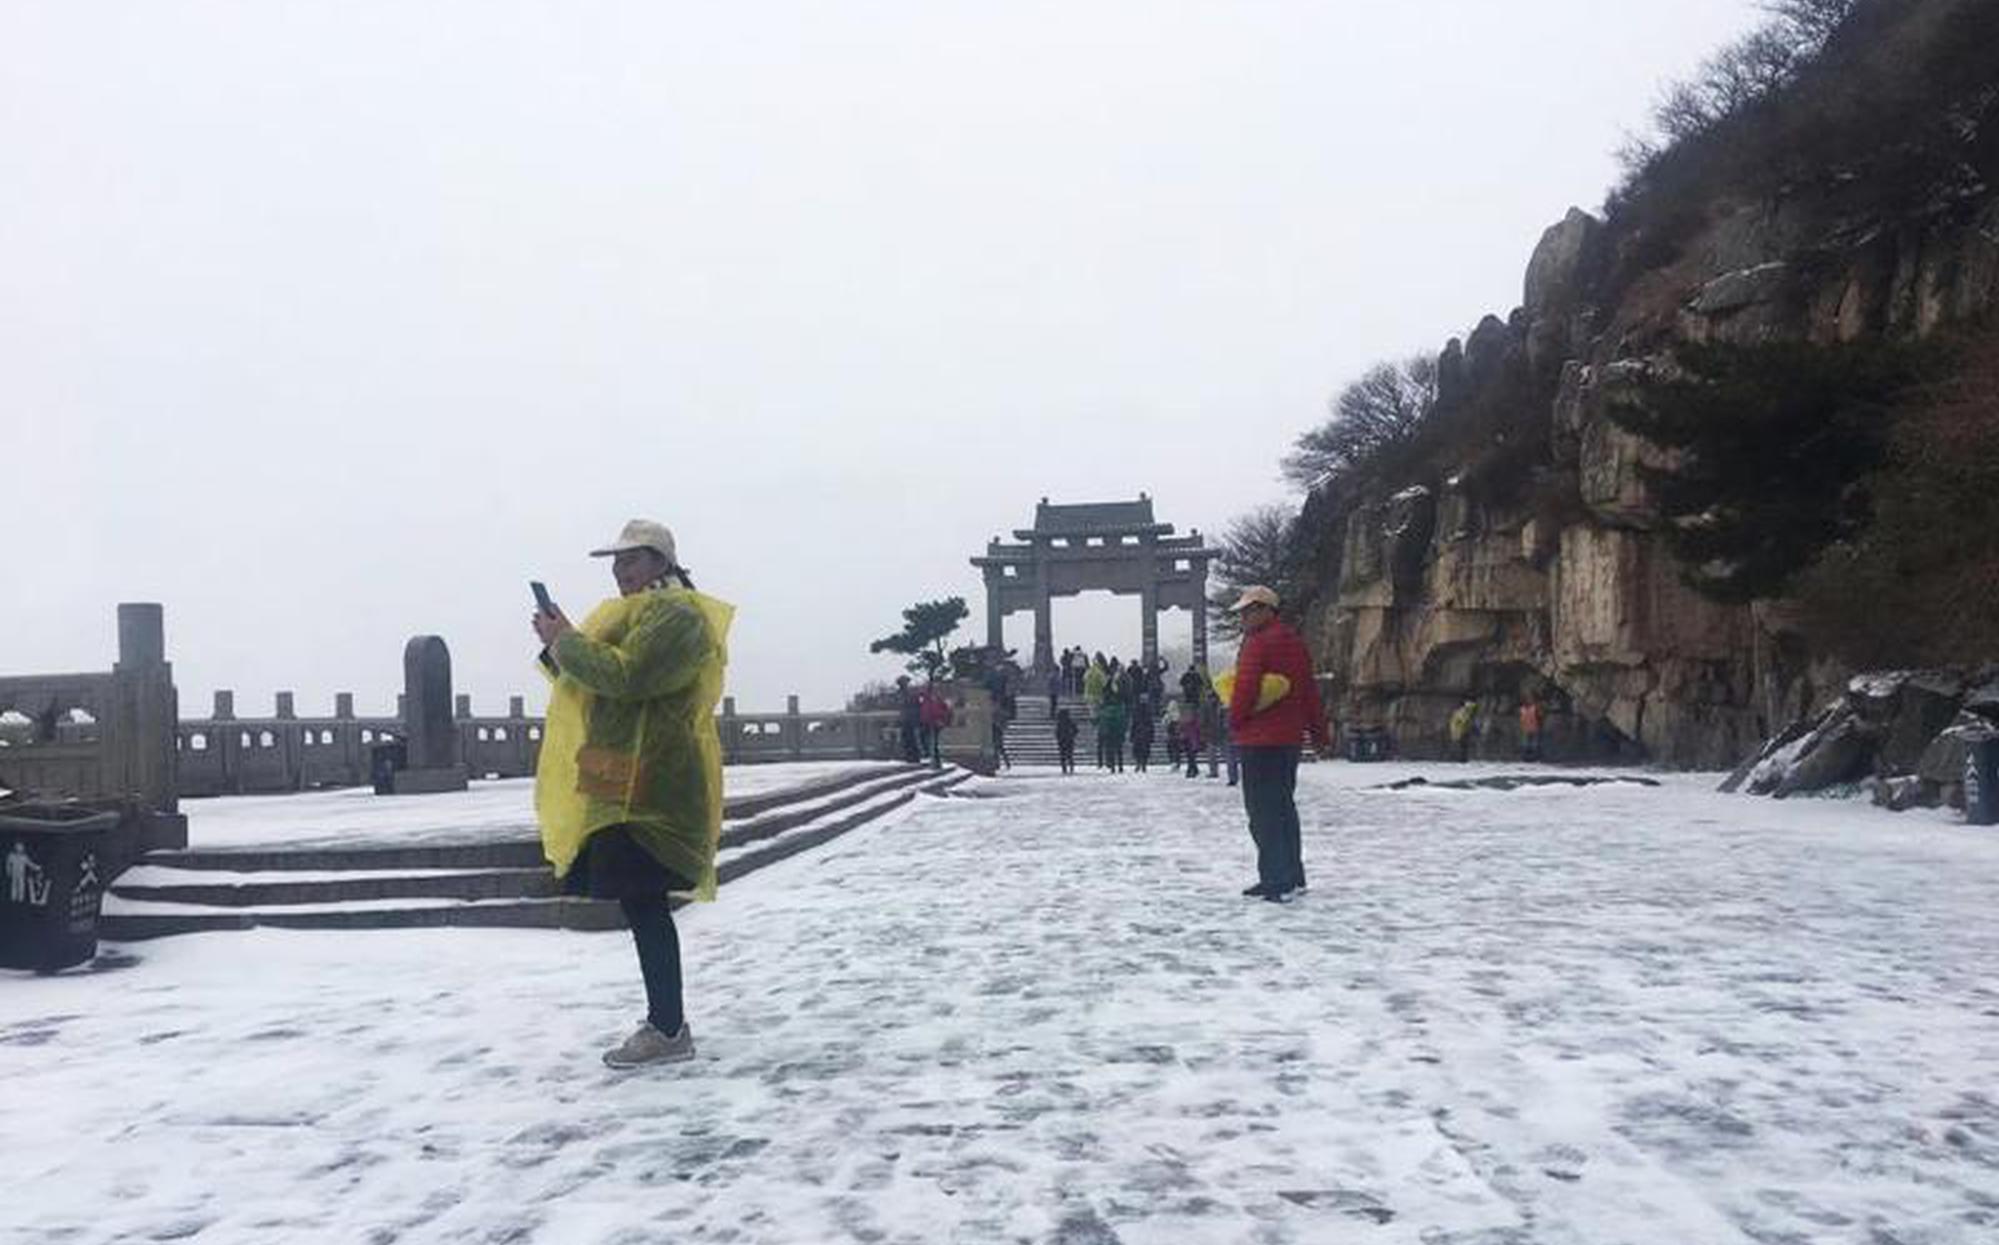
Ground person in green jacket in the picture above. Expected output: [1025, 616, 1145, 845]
[1097, 696, 1128, 773]
[1083, 656, 1110, 767]
[533, 518, 732, 1070]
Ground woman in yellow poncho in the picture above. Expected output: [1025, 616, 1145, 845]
[532, 518, 732, 1070]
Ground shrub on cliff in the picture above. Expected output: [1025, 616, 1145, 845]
[1794, 326, 1999, 665]
[1608, 338, 1931, 602]
[1605, 0, 1997, 287]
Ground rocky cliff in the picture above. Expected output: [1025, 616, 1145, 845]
[1302, 0, 1999, 769]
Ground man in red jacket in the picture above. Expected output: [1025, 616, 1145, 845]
[1227, 585, 1330, 902]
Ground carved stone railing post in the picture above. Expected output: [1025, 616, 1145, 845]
[109, 603, 179, 821]
[389, 636, 468, 794]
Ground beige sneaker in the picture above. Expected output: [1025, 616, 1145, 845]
[602, 1021, 695, 1069]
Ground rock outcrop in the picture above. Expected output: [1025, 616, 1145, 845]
[1723, 669, 1999, 809]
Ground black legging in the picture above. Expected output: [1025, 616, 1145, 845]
[619, 896, 685, 1035]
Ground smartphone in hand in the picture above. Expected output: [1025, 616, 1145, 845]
[531, 581, 562, 675]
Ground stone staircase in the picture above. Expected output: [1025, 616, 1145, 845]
[102, 764, 971, 938]
[1001, 693, 1174, 767]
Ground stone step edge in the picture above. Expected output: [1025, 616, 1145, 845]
[97, 771, 972, 939]
[138, 763, 930, 875]
[109, 868, 557, 910]
[107, 770, 955, 909]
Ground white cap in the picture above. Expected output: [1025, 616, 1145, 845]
[589, 518, 677, 565]
[1228, 584, 1279, 612]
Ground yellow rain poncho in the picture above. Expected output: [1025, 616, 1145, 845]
[1212, 668, 1291, 713]
[535, 585, 734, 901]
[1083, 663, 1107, 707]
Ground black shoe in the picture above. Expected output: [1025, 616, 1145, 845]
[1261, 889, 1293, 904]
[1242, 882, 1275, 897]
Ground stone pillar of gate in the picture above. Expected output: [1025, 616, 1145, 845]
[983, 569, 1004, 652]
[1139, 539, 1161, 667]
[1192, 563, 1211, 669]
[1140, 582, 1160, 668]
[1031, 548, 1054, 672]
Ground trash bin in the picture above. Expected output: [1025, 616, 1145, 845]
[0, 805, 118, 974]
[1965, 734, 1999, 826]
[370, 738, 408, 796]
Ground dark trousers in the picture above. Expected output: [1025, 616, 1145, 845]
[620, 896, 685, 1035]
[1240, 745, 1304, 891]
[1057, 741, 1075, 773]
[900, 723, 920, 763]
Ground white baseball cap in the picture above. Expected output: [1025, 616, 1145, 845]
[1228, 584, 1280, 612]
[589, 518, 677, 565]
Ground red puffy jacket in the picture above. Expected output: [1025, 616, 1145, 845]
[918, 692, 953, 730]
[1228, 617, 1329, 748]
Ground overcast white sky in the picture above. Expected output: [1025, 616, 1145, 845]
[4, 0, 1764, 717]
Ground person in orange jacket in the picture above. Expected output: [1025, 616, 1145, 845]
[1226, 585, 1330, 903]
[1519, 696, 1544, 762]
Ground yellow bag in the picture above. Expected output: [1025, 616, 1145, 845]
[1213, 668, 1291, 712]
[535, 585, 733, 901]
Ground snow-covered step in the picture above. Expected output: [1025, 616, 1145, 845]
[137, 762, 929, 875]
[718, 770, 973, 881]
[98, 895, 630, 937]
[719, 766, 958, 850]
[109, 865, 556, 909]
[98, 767, 975, 939]
[1000, 693, 1176, 765]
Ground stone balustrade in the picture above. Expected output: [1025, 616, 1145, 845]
[0, 603, 187, 860]
[9, 607, 994, 807]
[174, 689, 992, 796]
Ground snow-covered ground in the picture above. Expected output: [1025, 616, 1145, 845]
[7, 762, 1999, 1243]
[176, 761, 905, 849]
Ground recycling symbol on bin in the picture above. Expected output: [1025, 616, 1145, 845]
[5, 840, 51, 907]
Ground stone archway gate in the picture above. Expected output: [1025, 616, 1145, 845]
[971, 496, 1218, 672]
